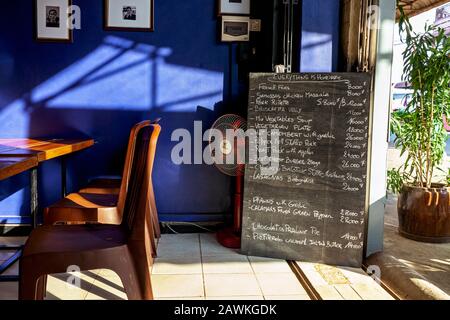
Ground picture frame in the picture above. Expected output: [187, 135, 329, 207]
[221, 16, 250, 42]
[104, 0, 154, 32]
[218, 0, 251, 16]
[34, 0, 73, 43]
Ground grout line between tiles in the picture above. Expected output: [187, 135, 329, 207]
[198, 234, 206, 298]
[349, 284, 365, 300]
[246, 256, 265, 297]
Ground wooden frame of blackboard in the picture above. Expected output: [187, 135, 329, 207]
[241, 72, 373, 268]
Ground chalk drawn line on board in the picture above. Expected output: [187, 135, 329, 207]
[267, 79, 350, 84]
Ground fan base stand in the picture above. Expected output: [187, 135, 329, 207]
[216, 227, 241, 249]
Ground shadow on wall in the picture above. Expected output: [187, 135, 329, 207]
[0, 35, 232, 224]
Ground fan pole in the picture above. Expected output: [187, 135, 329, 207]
[233, 174, 243, 233]
[217, 175, 244, 249]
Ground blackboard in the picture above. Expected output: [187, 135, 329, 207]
[241, 73, 372, 267]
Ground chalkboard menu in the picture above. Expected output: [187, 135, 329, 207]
[241, 73, 372, 267]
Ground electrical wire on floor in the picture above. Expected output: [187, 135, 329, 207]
[161, 221, 217, 233]
[163, 223, 179, 234]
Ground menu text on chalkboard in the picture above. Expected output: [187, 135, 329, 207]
[241, 73, 372, 267]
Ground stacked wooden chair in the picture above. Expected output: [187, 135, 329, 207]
[44, 121, 161, 245]
[19, 122, 161, 300]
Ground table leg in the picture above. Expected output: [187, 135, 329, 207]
[30, 167, 38, 229]
[61, 156, 67, 198]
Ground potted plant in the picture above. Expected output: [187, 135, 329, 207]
[387, 7, 450, 243]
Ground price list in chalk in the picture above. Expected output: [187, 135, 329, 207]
[241, 73, 372, 267]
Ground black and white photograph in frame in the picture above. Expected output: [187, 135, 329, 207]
[218, 0, 251, 16]
[35, 0, 72, 42]
[104, 0, 154, 31]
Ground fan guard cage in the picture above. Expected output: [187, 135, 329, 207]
[209, 114, 247, 176]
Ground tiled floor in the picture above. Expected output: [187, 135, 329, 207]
[0, 233, 393, 300]
[0, 233, 310, 300]
[152, 233, 310, 300]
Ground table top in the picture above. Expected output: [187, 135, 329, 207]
[0, 156, 39, 181]
[0, 138, 95, 162]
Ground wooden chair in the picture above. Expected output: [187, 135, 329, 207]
[19, 124, 160, 300]
[43, 121, 161, 240]
[78, 120, 160, 195]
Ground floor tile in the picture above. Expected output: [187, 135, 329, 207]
[151, 274, 204, 298]
[0, 261, 18, 276]
[94, 269, 119, 277]
[248, 256, 292, 273]
[0, 237, 27, 247]
[152, 257, 202, 275]
[0, 250, 16, 262]
[206, 296, 264, 300]
[155, 297, 205, 300]
[202, 255, 253, 274]
[160, 233, 199, 243]
[0, 282, 18, 300]
[200, 234, 240, 256]
[157, 236, 201, 259]
[351, 283, 395, 300]
[85, 273, 127, 300]
[255, 273, 308, 296]
[264, 295, 311, 300]
[334, 284, 362, 300]
[204, 273, 262, 297]
[45, 272, 96, 300]
[314, 286, 344, 300]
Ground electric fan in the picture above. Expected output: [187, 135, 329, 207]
[209, 114, 247, 249]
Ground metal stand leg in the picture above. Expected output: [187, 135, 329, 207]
[0, 168, 38, 282]
[31, 167, 38, 229]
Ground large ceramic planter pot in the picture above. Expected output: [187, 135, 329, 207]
[398, 184, 450, 243]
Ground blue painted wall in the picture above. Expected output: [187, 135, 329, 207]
[300, 0, 340, 72]
[0, 0, 232, 224]
[0, 0, 341, 225]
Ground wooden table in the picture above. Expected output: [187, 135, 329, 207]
[0, 138, 94, 282]
[0, 157, 39, 181]
[0, 139, 94, 197]
[0, 138, 94, 161]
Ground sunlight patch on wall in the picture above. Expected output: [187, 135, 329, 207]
[31, 45, 123, 104]
[301, 32, 333, 72]
[26, 37, 224, 112]
[156, 62, 223, 112]
[0, 99, 30, 138]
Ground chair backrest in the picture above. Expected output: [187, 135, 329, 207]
[121, 123, 161, 241]
[116, 120, 159, 216]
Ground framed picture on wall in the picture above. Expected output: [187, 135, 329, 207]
[218, 0, 251, 16]
[34, 0, 73, 42]
[104, 0, 154, 31]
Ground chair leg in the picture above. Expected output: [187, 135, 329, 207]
[36, 275, 47, 299]
[119, 245, 153, 300]
[19, 271, 43, 300]
[152, 212, 161, 239]
[148, 216, 157, 258]
[149, 185, 160, 239]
